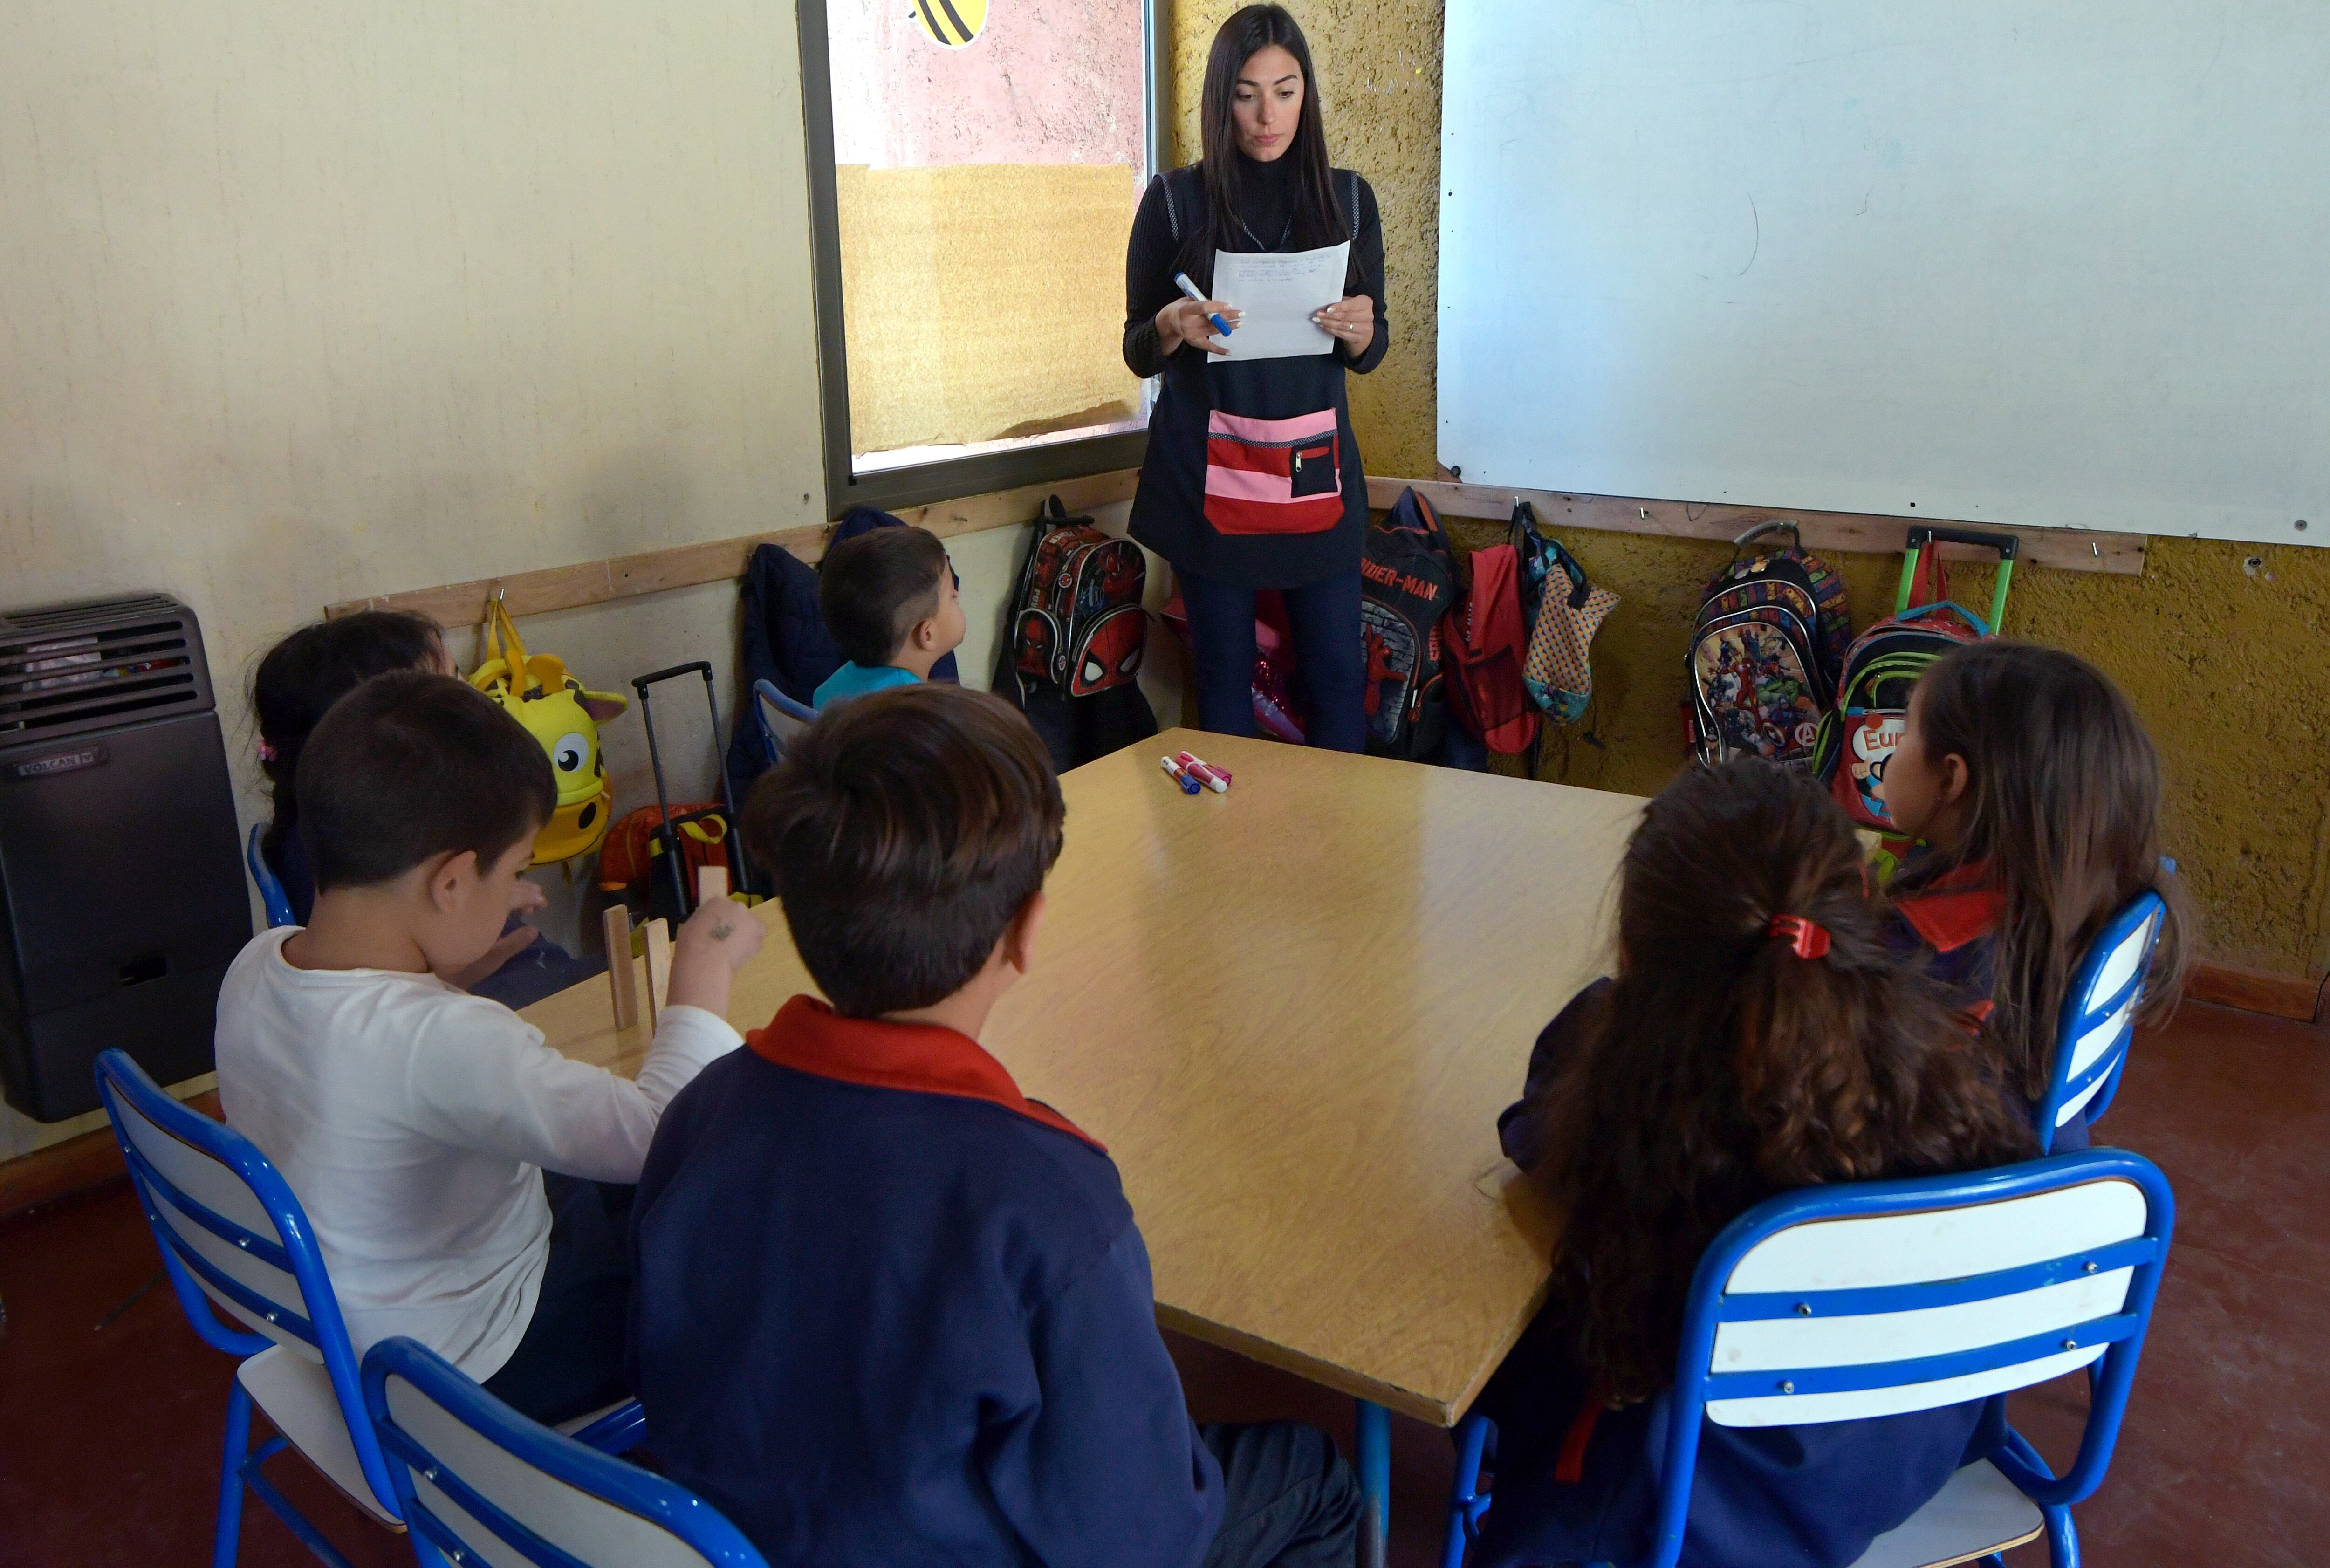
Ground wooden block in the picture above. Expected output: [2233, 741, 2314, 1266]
[644, 918, 673, 1029]
[697, 865, 729, 904]
[601, 906, 639, 1031]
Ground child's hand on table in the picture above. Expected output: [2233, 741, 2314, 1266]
[666, 895, 765, 1020]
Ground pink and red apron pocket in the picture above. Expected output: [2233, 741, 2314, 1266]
[1202, 409, 1343, 536]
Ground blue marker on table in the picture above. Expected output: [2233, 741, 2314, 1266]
[1173, 273, 1232, 340]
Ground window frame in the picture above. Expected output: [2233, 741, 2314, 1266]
[795, 0, 1171, 515]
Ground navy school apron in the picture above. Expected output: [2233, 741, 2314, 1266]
[1128, 165, 1369, 593]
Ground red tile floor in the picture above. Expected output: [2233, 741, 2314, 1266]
[1, 999, 2321, 1567]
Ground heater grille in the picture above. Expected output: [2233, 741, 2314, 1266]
[0, 594, 214, 745]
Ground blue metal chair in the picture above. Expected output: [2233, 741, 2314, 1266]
[247, 822, 297, 929]
[364, 1336, 766, 1568]
[94, 1049, 643, 1567]
[751, 679, 816, 767]
[2037, 890, 2166, 1151]
[1442, 1149, 2175, 1568]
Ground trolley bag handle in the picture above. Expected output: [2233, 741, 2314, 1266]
[1897, 525, 2019, 629]
[630, 660, 749, 918]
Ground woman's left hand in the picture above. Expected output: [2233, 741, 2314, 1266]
[1312, 296, 1375, 355]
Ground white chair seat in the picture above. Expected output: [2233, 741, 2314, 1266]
[238, 1347, 402, 1527]
[1847, 1459, 2043, 1568]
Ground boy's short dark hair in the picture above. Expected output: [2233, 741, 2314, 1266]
[741, 684, 1064, 1018]
[296, 671, 555, 892]
[818, 527, 948, 668]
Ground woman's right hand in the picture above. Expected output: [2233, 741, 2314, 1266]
[1156, 297, 1240, 356]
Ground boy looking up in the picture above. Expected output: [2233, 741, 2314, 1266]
[215, 671, 760, 1424]
[811, 524, 966, 709]
[630, 684, 1359, 1568]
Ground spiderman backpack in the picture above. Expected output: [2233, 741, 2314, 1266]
[1360, 487, 1458, 760]
[991, 496, 1157, 771]
[1816, 524, 2017, 836]
[1685, 520, 1851, 771]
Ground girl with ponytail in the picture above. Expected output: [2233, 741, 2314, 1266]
[1475, 759, 2032, 1568]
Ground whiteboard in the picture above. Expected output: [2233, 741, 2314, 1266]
[1438, 1, 2330, 546]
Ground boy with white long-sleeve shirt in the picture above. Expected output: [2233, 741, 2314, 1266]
[216, 670, 760, 1424]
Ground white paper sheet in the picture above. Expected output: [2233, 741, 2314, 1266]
[1212, 242, 1351, 362]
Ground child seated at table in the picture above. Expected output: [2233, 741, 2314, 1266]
[1878, 640, 2189, 1148]
[629, 684, 1360, 1568]
[1479, 759, 2032, 1568]
[216, 671, 758, 1424]
[252, 610, 595, 1008]
[811, 524, 966, 709]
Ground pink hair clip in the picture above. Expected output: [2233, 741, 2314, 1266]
[257, 741, 279, 763]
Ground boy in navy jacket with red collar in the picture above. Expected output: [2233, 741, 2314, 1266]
[628, 684, 1358, 1568]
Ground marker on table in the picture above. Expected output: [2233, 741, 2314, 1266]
[1173, 273, 1232, 341]
[1175, 751, 1231, 793]
[1160, 755, 1201, 795]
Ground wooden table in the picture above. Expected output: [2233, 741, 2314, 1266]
[523, 728, 1642, 1558]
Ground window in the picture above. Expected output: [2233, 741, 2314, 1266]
[798, 0, 1167, 512]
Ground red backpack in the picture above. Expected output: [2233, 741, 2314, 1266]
[1443, 542, 1541, 755]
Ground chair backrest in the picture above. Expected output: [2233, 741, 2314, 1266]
[1640, 1150, 2174, 1568]
[247, 821, 297, 929]
[751, 679, 815, 767]
[94, 1048, 400, 1514]
[2036, 890, 2164, 1150]
[364, 1336, 767, 1568]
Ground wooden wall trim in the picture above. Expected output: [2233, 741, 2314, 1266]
[0, 1090, 222, 1223]
[2184, 959, 2327, 1025]
[325, 468, 1144, 627]
[330, 472, 2143, 627]
[1372, 478, 2146, 577]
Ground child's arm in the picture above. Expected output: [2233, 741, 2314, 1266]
[398, 900, 761, 1183]
[984, 1225, 1225, 1566]
[1496, 977, 1612, 1171]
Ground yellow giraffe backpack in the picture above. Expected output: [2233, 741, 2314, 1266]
[468, 596, 628, 865]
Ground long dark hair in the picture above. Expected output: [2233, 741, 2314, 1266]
[1890, 641, 2191, 1101]
[253, 610, 446, 868]
[1524, 760, 2032, 1401]
[1183, 6, 1344, 284]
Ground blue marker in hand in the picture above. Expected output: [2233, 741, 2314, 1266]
[1174, 273, 1232, 341]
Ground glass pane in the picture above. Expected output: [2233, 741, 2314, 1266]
[826, 0, 1150, 476]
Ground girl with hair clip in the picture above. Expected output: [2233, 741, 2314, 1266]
[1479, 760, 2034, 1568]
[1880, 640, 2191, 1149]
[252, 611, 596, 1006]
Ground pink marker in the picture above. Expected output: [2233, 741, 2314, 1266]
[1159, 754, 1200, 795]
[1175, 751, 1231, 793]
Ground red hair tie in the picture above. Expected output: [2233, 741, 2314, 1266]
[1768, 914, 1831, 959]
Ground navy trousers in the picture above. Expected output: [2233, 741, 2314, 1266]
[1179, 569, 1367, 753]
[481, 1175, 634, 1425]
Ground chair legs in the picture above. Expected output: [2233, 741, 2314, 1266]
[214, 1379, 254, 1568]
[2041, 1500, 2080, 1568]
[212, 1376, 363, 1568]
[1442, 1412, 1494, 1568]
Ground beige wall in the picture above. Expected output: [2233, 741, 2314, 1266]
[0, 1, 828, 1152]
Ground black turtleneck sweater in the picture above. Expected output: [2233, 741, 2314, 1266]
[1121, 151, 1389, 379]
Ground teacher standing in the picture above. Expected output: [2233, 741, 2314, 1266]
[1124, 4, 1389, 753]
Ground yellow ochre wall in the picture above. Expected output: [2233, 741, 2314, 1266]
[1172, 0, 2330, 983]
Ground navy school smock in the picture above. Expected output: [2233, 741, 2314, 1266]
[1124, 155, 1389, 592]
[1480, 981, 2001, 1568]
[1884, 856, 2088, 1150]
[626, 996, 1224, 1568]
